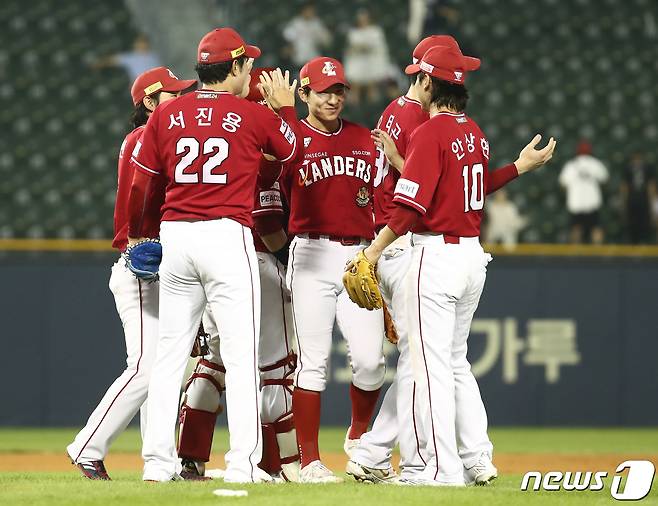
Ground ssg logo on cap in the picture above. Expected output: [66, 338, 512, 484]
[322, 61, 337, 76]
[231, 46, 246, 58]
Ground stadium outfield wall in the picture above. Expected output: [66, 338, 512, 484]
[1, 243, 656, 426]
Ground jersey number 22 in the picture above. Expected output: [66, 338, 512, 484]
[175, 137, 229, 184]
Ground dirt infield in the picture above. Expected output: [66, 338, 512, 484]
[4, 452, 657, 474]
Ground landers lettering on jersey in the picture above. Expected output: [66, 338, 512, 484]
[297, 155, 372, 186]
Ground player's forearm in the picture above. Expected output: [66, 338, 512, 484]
[365, 226, 398, 263]
[366, 204, 421, 263]
[388, 152, 405, 172]
[260, 229, 288, 252]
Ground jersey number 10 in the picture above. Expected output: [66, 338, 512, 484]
[175, 137, 229, 184]
[462, 163, 484, 212]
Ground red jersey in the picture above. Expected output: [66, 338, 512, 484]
[112, 126, 164, 251]
[131, 90, 299, 227]
[374, 96, 428, 230]
[393, 112, 490, 237]
[251, 162, 288, 254]
[285, 119, 376, 239]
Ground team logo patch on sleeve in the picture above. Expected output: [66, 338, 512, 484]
[355, 186, 371, 207]
[395, 178, 419, 198]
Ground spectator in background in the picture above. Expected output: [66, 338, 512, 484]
[621, 152, 656, 244]
[282, 3, 332, 67]
[343, 9, 392, 104]
[485, 189, 526, 248]
[559, 140, 609, 244]
[91, 34, 162, 82]
[408, 0, 477, 56]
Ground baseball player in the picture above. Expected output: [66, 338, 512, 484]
[66, 67, 195, 480]
[346, 44, 555, 486]
[283, 57, 386, 483]
[127, 28, 302, 483]
[348, 35, 534, 485]
[176, 69, 300, 482]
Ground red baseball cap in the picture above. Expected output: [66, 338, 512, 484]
[130, 67, 197, 106]
[245, 67, 275, 103]
[406, 35, 480, 74]
[405, 45, 481, 84]
[197, 27, 261, 64]
[299, 57, 350, 92]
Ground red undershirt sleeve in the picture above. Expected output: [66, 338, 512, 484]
[253, 213, 285, 236]
[388, 205, 422, 237]
[127, 169, 154, 238]
[487, 163, 519, 194]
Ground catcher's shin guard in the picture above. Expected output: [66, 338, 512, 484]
[274, 414, 300, 482]
[259, 423, 281, 476]
[259, 352, 300, 481]
[177, 359, 225, 463]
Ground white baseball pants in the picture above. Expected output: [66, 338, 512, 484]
[67, 260, 159, 464]
[406, 234, 493, 484]
[287, 235, 386, 392]
[142, 218, 262, 483]
[349, 240, 428, 477]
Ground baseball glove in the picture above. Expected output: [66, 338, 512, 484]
[123, 238, 162, 281]
[382, 302, 398, 344]
[342, 250, 383, 310]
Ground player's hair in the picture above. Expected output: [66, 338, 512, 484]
[408, 72, 421, 87]
[195, 56, 247, 84]
[428, 76, 469, 112]
[130, 91, 162, 129]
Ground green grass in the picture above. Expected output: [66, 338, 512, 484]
[1, 472, 656, 506]
[1, 427, 657, 505]
[1, 427, 658, 454]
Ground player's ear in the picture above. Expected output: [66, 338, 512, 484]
[231, 58, 244, 77]
[421, 74, 431, 92]
[143, 95, 158, 112]
[298, 86, 309, 103]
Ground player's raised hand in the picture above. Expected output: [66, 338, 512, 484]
[258, 68, 297, 112]
[514, 134, 557, 174]
[372, 128, 404, 171]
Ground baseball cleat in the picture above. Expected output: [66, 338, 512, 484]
[396, 477, 465, 487]
[180, 459, 211, 481]
[464, 452, 498, 486]
[224, 466, 274, 484]
[270, 472, 287, 484]
[346, 460, 399, 484]
[144, 473, 184, 482]
[280, 460, 301, 482]
[205, 468, 226, 479]
[343, 427, 360, 458]
[299, 460, 343, 484]
[73, 460, 111, 480]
